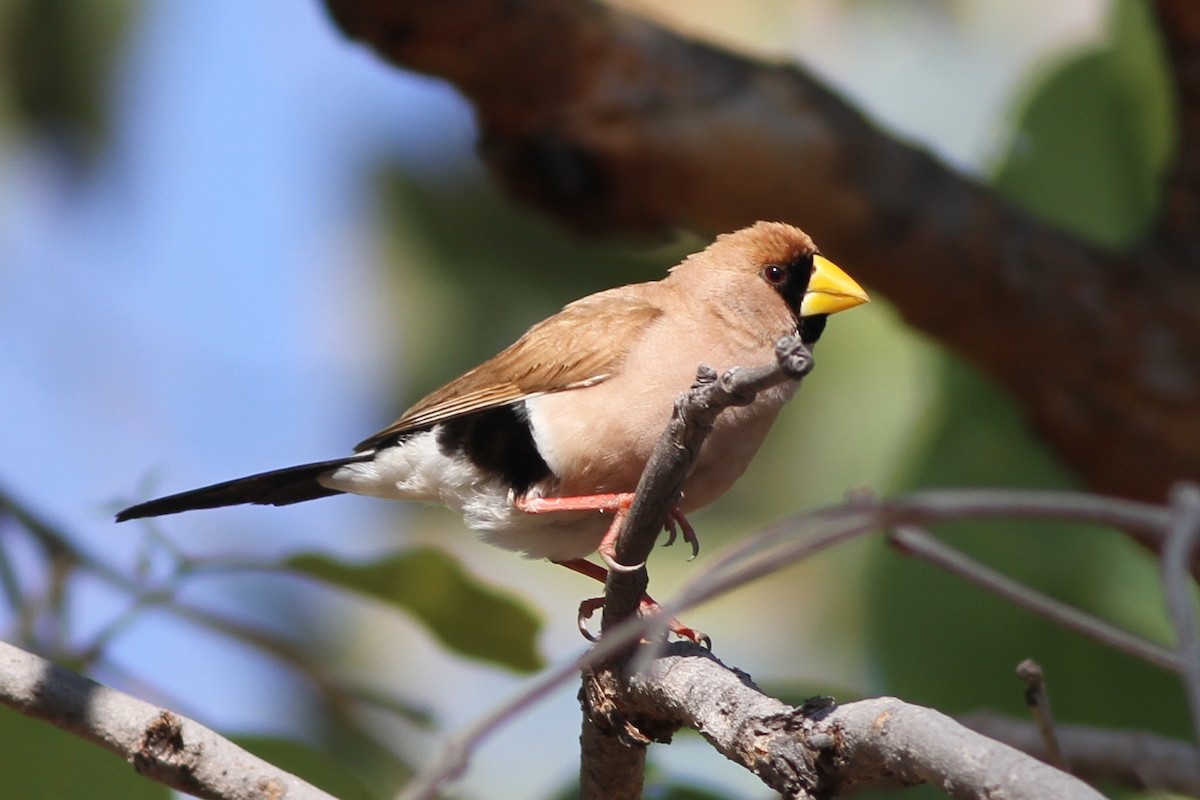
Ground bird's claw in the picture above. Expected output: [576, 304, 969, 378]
[599, 546, 644, 574]
[660, 510, 700, 560]
[575, 595, 711, 648]
[577, 597, 604, 642]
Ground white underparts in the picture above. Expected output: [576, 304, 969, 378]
[317, 429, 610, 561]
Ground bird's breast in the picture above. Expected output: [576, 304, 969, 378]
[525, 351, 798, 509]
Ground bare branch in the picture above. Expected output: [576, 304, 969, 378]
[0, 639, 335, 800]
[1160, 482, 1200, 743]
[887, 525, 1178, 672]
[963, 712, 1200, 797]
[625, 642, 1106, 799]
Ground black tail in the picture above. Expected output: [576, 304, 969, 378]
[115, 453, 373, 522]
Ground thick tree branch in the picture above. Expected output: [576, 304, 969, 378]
[0, 639, 335, 800]
[323, 0, 1200, 502]
[622, 642, 1105, 799]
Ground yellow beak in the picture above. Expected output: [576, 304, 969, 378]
[799, 254, 870, 316]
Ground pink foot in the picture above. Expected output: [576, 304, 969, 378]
[516, 494, 700, 563]
[556, 558, 711, 647]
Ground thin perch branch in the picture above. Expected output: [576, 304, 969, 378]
[1160, 482, 1200, 744]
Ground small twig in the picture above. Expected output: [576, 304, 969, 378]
[888, 525, 1179, 672]
[1160, 482, 1200, 744]
[656, 489, 1169, 637]
[1016, 659, 1066, 770]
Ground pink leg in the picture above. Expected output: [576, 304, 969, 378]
[517, 493, 638, 572]
[554, 558, 710, 647]
[516, 494, 700, 565]
[516, 494, 632, 514]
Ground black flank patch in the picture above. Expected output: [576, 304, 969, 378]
[435, 401, 553, 495]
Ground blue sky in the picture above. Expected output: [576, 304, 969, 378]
[0, 0, 450, 724]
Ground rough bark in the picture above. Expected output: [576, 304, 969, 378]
[620, 643, 1106, 799]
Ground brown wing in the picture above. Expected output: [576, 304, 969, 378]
[354, 287, 664, 451]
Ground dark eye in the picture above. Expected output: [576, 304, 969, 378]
[762, 264, 786, 286]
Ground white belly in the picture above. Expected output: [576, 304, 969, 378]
[318, 429, 611, 560]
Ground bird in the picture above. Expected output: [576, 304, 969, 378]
[117, 221, 868, 640]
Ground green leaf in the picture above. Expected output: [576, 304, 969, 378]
[1, 0, 136, 165]
[286, 547, 544, 673]
[0, 703, 169, 799]
[991, 0, 1174, 250]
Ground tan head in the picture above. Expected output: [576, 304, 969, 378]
[670, 221, 869, 343]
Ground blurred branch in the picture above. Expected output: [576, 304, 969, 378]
[1015, 659, 1067, 771]
[0, 638, 336, 800]
[963, 711, 1200, 796]
[0, 485, 425, 733]
[1161, 483, 1200, 743]
[323, 0, 1200, 504]
[887, 524, 1179, 671]
[660, 489, 1172, 654]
